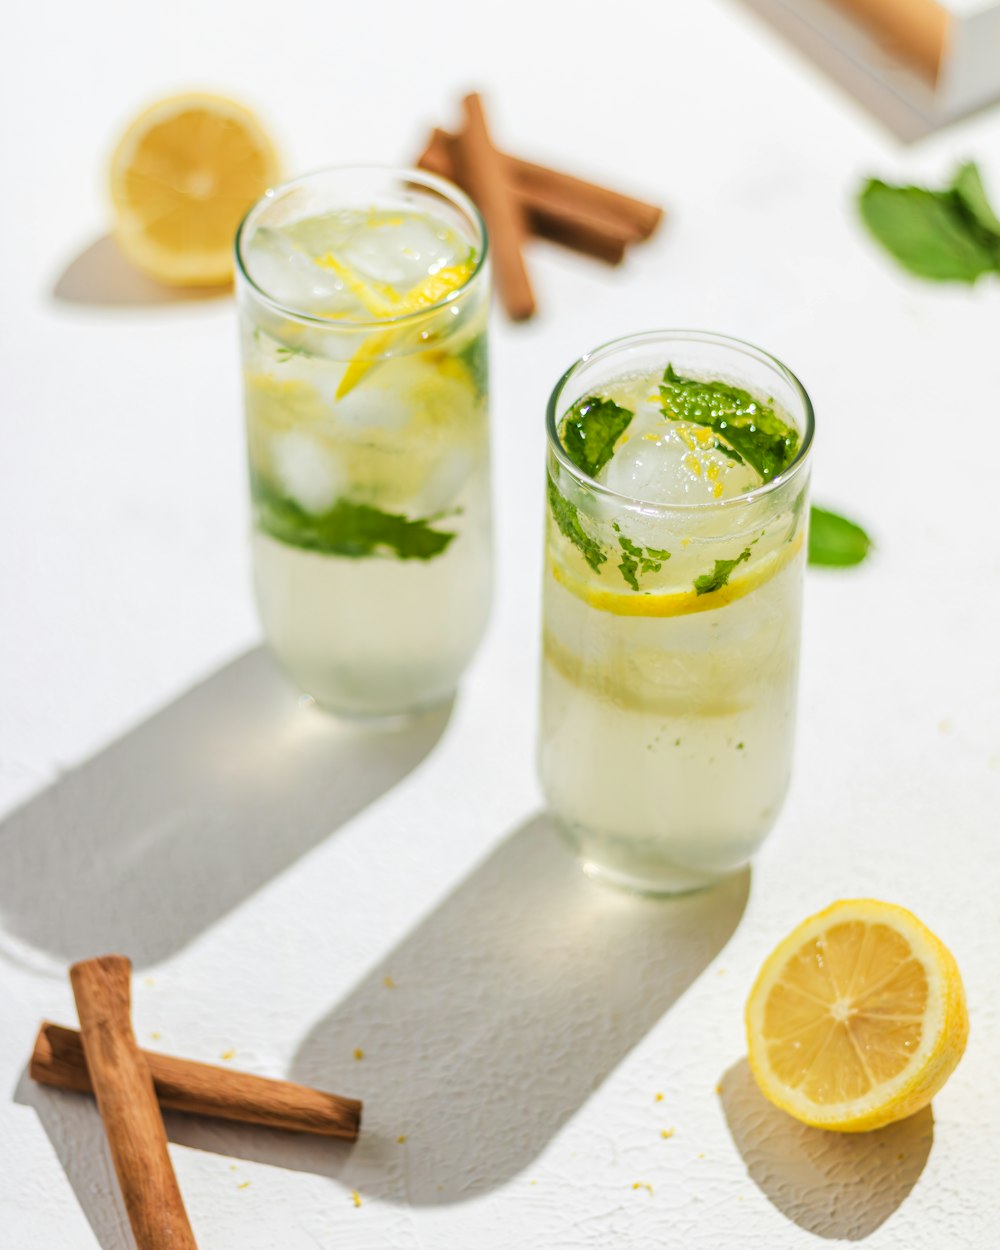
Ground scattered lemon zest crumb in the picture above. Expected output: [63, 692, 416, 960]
[654, 1092, 664, 1103]
[150, 1032, 161, 1041]
[715, 1082, 723, 1095]
[632, 1182, 654, 1196]
[230, 1164, 238, 1172]
[661, 1128, 675, 1139]
[530, 1179, 537, 1186]
[383, 975, 396, 989]
[353, 1048, 364, 1060]
[143, 977, 155, 988]
[396, 1135, 407, 1144]
[351, 1189, 362, 1208]
[697, 1152, 705, 1159]
[237, 1181, 251, 1190]
[220, 1049, 236, 1061]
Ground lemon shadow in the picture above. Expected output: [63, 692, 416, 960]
[289, 814, 750, 1205]
[51, 234, 229, 307]
[719, 1058, 933, 1239]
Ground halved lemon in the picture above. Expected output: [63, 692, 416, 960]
[110, 92, 279, 286]
[745, 899, 968, 1132]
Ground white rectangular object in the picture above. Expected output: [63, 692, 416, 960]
[768, 0, 1000, 125]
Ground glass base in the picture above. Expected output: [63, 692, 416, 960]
[579, 855, 731, 898]
[304, 687, 456, 728]
[556, 816, 750, 897]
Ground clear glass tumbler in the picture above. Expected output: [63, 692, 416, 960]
[539, 330, 814, 894]
[235, 167, 492, 719]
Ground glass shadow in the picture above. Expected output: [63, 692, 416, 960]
[0, 648, 450, 970]
[290, 814, 749, 1205]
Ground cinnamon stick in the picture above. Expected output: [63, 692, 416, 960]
[70, 956, 198, 1250]
[512, 155, 662, 241]
[31, 1021, 362, 1140]
[418, 129, 628, 264]
[454, 94, 536, 320]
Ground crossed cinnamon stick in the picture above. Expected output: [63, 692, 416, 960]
[418, 93, 663, 319]
[33, 955, 362, 1250]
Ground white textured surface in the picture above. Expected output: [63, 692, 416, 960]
[3, 0, 1000, 1245]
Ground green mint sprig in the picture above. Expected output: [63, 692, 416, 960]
[693, 546, 753, 596]
[613, 523, 671, 590]
[560, 396, 634, 478]
[546, 476, 607, 574]
[659, 365, 799, 483]
[253, 472, 456, 560]
[858, 162, 1000, 283]
[457, 332, 488, 399]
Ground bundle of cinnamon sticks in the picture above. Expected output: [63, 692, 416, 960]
[31, 955, 361, 1250]
[417, 93, 663, 320]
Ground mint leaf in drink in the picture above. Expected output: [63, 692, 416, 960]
[808, 505, 872, 567]
[613, 524, 670, 590]
[560, 396, 634, 477]
[275, 344, 309, 362]
[858, 174, 999, 283]
[456, 331, 488, 399]
[547, 476, 607, 573]
[659, 365, 798, 482]
[693, 546, 752, 596]
[253, 473, 456, 560]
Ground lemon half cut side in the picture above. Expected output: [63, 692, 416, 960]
[110, 92, 279, 286]
[745, 898, 968, 1132]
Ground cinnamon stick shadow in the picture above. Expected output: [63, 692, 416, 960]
[15, 1067, 355, 1250]
[0, 647, 451, 968]
[291, 814, 749, 1206]
[718, 1058, 933, 1239]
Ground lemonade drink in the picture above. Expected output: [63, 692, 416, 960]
[540, 331, 813, 894]
[236, 169, 491, 718]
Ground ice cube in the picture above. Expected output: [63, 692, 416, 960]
[330, 374, 412, 433]
[339, 214, 466, 292]
[271, 430, 344, 514]
[600, 404, 760, 505]
[246, 227, 355, 316]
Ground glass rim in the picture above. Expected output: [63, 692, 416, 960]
[545, 328, 815, 514]
[234, 164, 489, 330]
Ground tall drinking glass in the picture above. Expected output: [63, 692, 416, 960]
[540, 330, 814, 894]
[235, 168, 491, 719]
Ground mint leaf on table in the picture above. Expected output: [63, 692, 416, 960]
[950, 162, 1000, 242]
[253, 474, 456, 560]
[659, 365, 799, 482]
[808, 505, 872, 568]
[693, 546, 752, 596]
[547, 475, 607, 573]
[858, 164, 1000, 282]
[560, 396, 634, 477]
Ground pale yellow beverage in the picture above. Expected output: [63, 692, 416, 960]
[236, 168, 490, 718]
[540, 332, 813, 894]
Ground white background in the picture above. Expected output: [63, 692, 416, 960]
[2, 1, 999, 1246]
